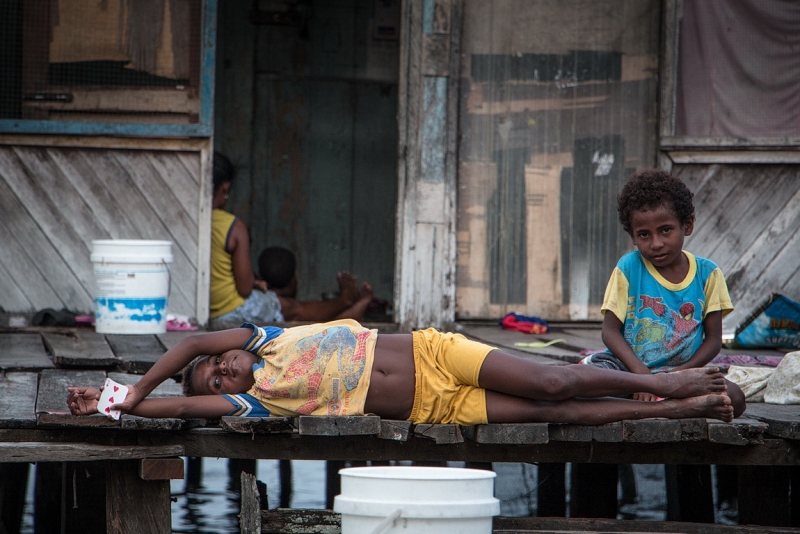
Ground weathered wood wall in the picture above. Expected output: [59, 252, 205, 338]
[675, 163, 800, 336]
[0, 137, 211, 321]
[455, 0, 661, 322]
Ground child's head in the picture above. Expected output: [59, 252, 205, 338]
[181, 350, 256, 397]
[617, 169, 695, 235]
[258, 246, 297, 297]
[212, 152, 235, 194]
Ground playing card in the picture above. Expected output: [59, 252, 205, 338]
[97, 378, 129, 420]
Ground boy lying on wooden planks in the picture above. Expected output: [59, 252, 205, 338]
[67, 321, 736, 424]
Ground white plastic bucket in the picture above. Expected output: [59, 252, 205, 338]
[333, 466, 500, 534]
[90, 240, 173, 334]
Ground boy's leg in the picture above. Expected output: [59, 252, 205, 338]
[477, 350, 727, 401]
[484, 390, 734, 425]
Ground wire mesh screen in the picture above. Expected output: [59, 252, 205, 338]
[0, 0, 202, 125]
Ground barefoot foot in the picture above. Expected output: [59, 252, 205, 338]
[656, 367, 727, 399]
[668, 393, 734, 423]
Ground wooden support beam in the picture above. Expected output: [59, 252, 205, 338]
[139, 457, 184, 480]
[0, 442, 184, 463]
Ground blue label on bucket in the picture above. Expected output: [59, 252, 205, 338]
[95, 297, 167, 323]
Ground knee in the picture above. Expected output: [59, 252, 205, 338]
[726, 379, 746, 418]
[538, 369, 576, 399]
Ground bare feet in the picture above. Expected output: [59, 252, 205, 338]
[336, 282, 373, 321]
[654, 367, 727, 399]
[336, 271, 360, 307]
[667, 393, 734, 423]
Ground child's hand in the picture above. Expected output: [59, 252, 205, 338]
[633, 391, 662, 402]
[66, 387, 101, 415]
[110, 383, 145, 414]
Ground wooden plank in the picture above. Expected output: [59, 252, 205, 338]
[35, 368, 107, 414]
[0, 134, 208, 152]
[0, 333, 54, 370]
[22, 88, 199, 113]
[296, 416, 380, 436]
[744, 403, 800, 440]
[462, 423, 548, 444]
[378, 419, 413, 441]
[0, 163, 86, 309]
[37, 413, 121, 429]
[147, 152, 201, 227]
[221, 416, 294, 434]
[106, 460, 172, 534]
[0, 373, 38, 428]
[622, 419, 682, 443]
[261, 508, 341, 534]
[549, 422, 623, 443]
[119, 415, 184, 431]
[46, 149, 140, 238]
[139, 457, 184, 480]
[0, 443, 183, 463]
[708, 418, 767, 446]
[41, 330, 118, 367]
[157, 329, 197, 350]
[106, 334, 165, 374]
[414, 423, 464, 444]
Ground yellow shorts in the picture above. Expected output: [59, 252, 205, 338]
[408, 328, 496, 425]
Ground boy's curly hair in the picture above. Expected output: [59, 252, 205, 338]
[617, 169, 695, 235]
[181, 356, 205, 396]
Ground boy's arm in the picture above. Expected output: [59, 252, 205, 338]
[116, 328, 253, 413]
[671, 310, 723, 372]
[601, 313, 652, 374]
[67, 386, 235, 418]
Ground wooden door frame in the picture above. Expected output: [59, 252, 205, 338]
[394, 0, 463, 331]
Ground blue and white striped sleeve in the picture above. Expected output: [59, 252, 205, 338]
[239, 322, 284, 354]
[222, 393, 272, 417]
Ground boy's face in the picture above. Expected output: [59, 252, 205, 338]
[191, 349, 257, 396]
[629, 204, 693, 271]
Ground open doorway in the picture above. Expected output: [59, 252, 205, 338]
[214, 0, 399, 320]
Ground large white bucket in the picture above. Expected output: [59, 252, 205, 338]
[333, 466, 500, 534]
[90, 240, 173, 334]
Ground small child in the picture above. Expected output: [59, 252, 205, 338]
[581, 169, 745, 416]
[67, 320, 736, 425]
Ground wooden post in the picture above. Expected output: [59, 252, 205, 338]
[664, 464, 714, 523]
[569, 463, 618, 518]
[738, 465, 791, 527]
[106, 460, 172, 534]
[0, 463, 29, 534]
[537, 463, 566, 517]
[34, 462, 106, 534]
[279, 459, 293, 508]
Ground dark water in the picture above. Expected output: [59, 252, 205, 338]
[22, 460, 736, 533]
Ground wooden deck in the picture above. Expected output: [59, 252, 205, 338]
[0, 322, 798, 533]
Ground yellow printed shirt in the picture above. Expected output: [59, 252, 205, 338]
[223, 321, 377, 417]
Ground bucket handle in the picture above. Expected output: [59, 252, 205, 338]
[368, 508, 402, 534]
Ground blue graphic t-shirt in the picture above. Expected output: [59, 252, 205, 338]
[600, 250, 733, 372]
